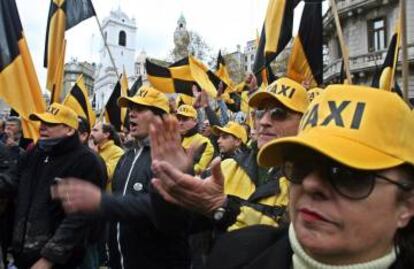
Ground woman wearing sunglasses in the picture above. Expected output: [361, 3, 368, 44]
[207, 85, 414, 269]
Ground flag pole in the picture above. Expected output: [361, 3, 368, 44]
[400, 0, 409, 101]
[94, 15, 120, 79]
[93, 12, 121, 122]
[329, 0, 352, 84]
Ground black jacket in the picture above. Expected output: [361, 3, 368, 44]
[1, 134, 105, 268]
[102, 139, 190, 269]
[206, 225, 406, 269]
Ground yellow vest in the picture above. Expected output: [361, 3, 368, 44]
[182, 133, 214, 174]
[221, 158, 289, 231]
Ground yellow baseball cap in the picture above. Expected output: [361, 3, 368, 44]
[249, 77, 309, 113]
[258, 84, 414, 170]
[307, 87, 324, 102]
[176, 105, 198, 119]
[212, 121, 248, 144]
[118, 86, 170, 113]
[29, 103, 79, 129]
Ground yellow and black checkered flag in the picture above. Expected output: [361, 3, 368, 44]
[287, 1, 323, 88]
[146, 56, 219, 98]
[0, 0, 46, 141]
[253, 0, 295, 75]
[372, 20, 401, 91]
[63, 74, 96, 129]
[44, 0, 95, 90]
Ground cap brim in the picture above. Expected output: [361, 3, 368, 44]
[118, 96, 150, 108]
[248, 91, 299, 113]
[211, 126, 229, 136]
[258, 130, 404, 170]
[29, 113, 61, 124]
[248, 91, 277, 108]
[176, 112, 196, 119]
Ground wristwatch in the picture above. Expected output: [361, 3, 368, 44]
[212, 198, 228, 222]
[212, 207, 226, 221]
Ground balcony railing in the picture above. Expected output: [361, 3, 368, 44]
[324, 44, 414, 82]
[324, 50, 386, 81]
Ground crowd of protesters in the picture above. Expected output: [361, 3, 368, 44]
[0, 72, 414, 269]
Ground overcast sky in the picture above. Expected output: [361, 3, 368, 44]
[15, 0, 306, 90]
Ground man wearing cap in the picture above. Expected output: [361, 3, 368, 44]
[211, 121, 247, 160]
[176, 104, 215, 174]
[207, 85, 414, 269]
[89, 122, 124, 191]
[151, 77, 309, 232]
[51, 87, 191, 269]
[0, 103, 105, 269]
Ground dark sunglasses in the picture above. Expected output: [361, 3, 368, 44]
[255, 107, 288, 121]
[282, 158, 413, 200]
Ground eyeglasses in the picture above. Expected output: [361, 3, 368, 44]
[255, 107, 288, 121]
[282, 158, 413, 200]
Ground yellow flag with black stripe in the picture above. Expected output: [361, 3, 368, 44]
[50, 39, 66, 104]
[146, 56, 219, 98]
[44, 0, 95, 90]
[189, 56, 218, 97]
[128, 76, 143, 97]
[287, 1, 323, 88]
[253, 0, 294, 75]
[372, 20, 401, 91]
[105, 71, 128, 131]
[215, 51, 234, 92]
[0, 0, 46, 141]
[63, 74, 96, 129]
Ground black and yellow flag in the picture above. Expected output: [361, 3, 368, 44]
[146, 56, 218, 97]
[105, 72, 128, 131]
[372, 21, 401, 91]
[146, 57, 194, 96]
[253, 0, 294, 75]
[44, 0, 95, 90]
[50, 39, 66, 104]
[128, 76, 143, 97]
[254, 30, 277, 89]
[215, 51, 234, 92]
[63, 74, 96, 128]
[287, 1, 323, 88]
[0, 0, 46, 140]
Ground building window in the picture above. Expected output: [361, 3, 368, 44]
[119, 30, 127, 47]
[368, 18, 386, 52]
[251, 54, 254, 61]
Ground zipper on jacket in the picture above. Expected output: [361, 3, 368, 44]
[116, 147, 143, 269]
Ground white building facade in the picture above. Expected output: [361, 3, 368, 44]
[94, 7, 137, 111]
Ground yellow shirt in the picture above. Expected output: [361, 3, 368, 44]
[182, 133, 214, 174]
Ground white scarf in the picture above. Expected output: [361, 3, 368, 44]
[289, 224, 396, 269]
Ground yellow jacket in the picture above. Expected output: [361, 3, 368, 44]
[220, 152, 289, 231]
[99, 140, 124, 191]
[182, 133, 215, 174]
